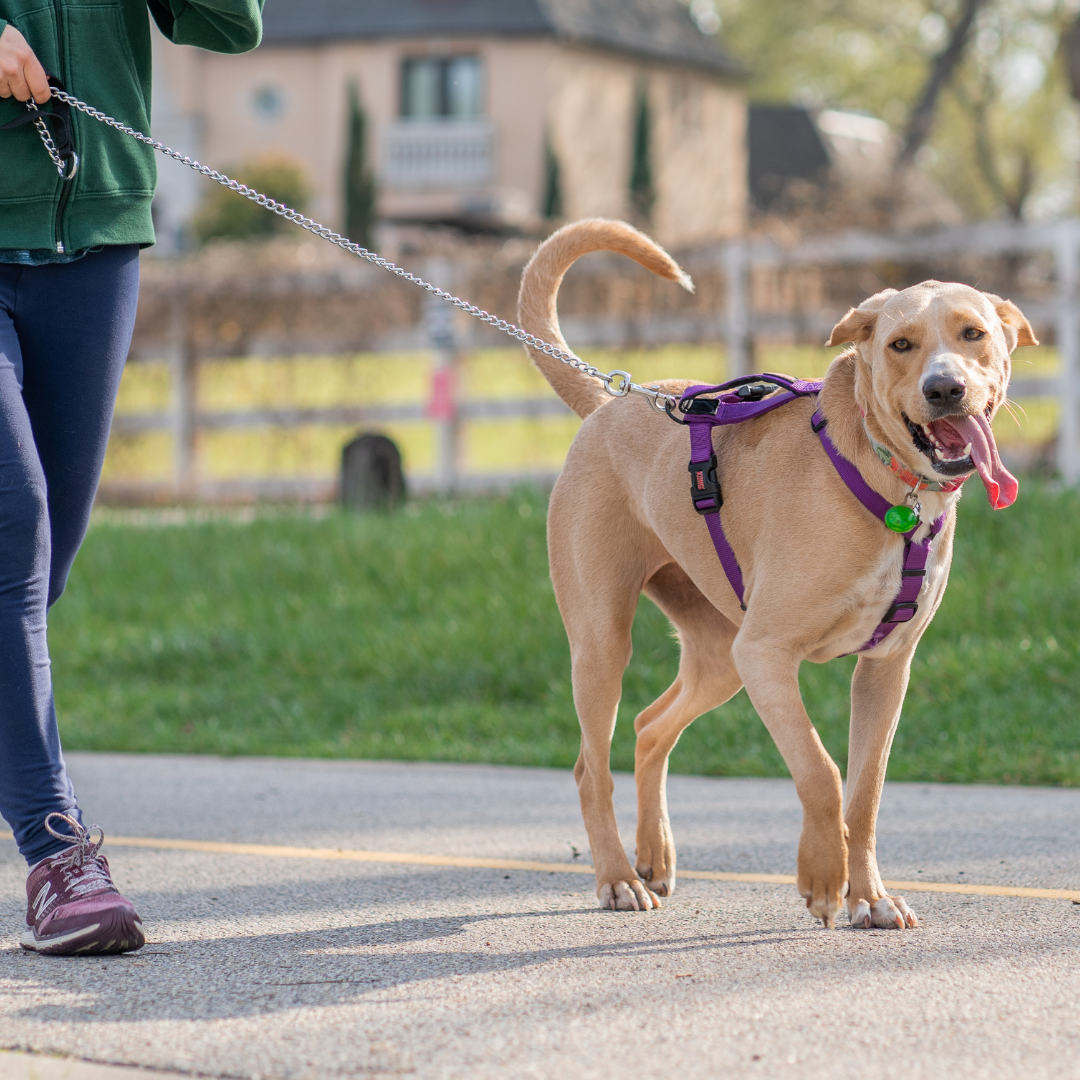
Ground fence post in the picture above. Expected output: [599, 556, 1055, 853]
[424, 258, 460, 494]
[169, 291, 197, 499]
[724, 238, 753, 378]
[1056, 221, 1080, 484]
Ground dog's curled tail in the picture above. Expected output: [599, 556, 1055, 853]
[517, 219, 694, 419]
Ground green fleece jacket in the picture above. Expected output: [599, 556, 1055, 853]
[0, 0, 263, 252]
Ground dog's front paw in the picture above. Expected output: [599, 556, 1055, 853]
[598, 879, 661, 911]
[797, 829, 848, 928]
[849, 895, 918, 930]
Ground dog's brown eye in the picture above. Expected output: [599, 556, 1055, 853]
[963, 327, 985, 340]
[890, 338, 912, 351]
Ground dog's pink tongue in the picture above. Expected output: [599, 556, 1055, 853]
[938, 413, 1018, 509]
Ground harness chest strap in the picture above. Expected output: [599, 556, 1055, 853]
[811, 409, 946, 651]
[683, 378, 946, 653]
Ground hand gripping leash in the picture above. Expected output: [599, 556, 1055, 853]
[32, 88, 679, 415]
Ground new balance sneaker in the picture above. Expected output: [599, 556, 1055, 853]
[21, 812, 145, 956]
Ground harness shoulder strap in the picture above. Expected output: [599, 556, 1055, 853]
[682, 375, 824, 611]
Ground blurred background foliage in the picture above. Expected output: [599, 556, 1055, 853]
[711, 0, 1080, 221]
[194, 154, 312, 242]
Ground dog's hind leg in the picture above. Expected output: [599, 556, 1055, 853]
[633, 563, 742, 898]
[844, 648, 920, 930]
[552, 518, 660, 911]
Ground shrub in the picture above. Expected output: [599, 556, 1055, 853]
[194, 154, 311, 242]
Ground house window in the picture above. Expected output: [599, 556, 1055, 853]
[401, 57, 484, 120]
[252, 85, 285, 120]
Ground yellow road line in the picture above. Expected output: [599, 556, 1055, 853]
[4, 832, 1079, 902]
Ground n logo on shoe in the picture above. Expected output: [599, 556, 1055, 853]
[33, 882, 56, 919]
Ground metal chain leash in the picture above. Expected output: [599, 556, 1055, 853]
[41, 88, 678, 413]
[25, 99, 68, 177]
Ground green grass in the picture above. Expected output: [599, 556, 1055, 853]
[52, 485, 1080, 785]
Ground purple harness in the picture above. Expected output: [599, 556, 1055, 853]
[678, 374, 946, 653]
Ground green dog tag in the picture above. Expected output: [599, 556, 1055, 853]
[884, 504, 919, 533]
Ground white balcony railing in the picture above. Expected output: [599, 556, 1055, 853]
[381, 121, 494, 189]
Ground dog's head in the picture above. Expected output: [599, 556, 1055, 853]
[827, 281, 1037, 508]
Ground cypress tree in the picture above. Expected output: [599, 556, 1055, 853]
[543, 134, 564, 220]
[629, 79, 655, 222]
[344, 82, 377, 248]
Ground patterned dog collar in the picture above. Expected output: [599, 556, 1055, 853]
[865, 429, 969, 493]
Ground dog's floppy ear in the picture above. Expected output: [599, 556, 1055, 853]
[826, 289, 899, 346]
[985, 293, 1038, 351]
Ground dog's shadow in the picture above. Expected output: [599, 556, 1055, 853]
[2, 905, 809, 1024]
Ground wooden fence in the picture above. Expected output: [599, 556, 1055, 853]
[102, 221, 1074, 503]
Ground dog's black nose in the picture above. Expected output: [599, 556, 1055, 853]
[922, 374, 966, 406]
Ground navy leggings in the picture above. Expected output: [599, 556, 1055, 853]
[0, 245, 139, 865]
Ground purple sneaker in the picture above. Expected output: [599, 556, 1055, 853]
[21, 813, 145, 956]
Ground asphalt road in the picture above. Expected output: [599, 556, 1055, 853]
[1, 753, 1078, 1080]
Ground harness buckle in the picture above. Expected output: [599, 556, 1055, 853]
[689, 454, 722, 515]
[883, 600, 919, 624]
[735, 383, 771, 402]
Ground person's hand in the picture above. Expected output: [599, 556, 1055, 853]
[0, 24, 49, 104]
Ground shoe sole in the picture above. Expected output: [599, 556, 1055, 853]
[21, 909, 145, 956]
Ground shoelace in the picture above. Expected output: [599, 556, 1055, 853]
[43, 812, 114, 897]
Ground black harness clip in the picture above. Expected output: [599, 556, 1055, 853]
[735, 383, 772, 402]
[689, 454, 722, 515]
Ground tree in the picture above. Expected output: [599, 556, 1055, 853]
[899, 0, 989, 163]
[344, 82, 377, 248]
[629, 79, 655, 221]
[715, 0, 1080, 221]
[935, 0, 1077, 219]
[543, 134, 564, 220]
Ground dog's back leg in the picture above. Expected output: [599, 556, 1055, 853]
[632, 563, 743, 898]
[549, 492, 662, 911]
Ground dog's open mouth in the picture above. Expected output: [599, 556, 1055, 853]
[906, 416, 975, 474]
[904, 409, 1018, 509]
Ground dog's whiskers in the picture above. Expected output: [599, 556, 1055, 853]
[1001, 398, 1026, 426]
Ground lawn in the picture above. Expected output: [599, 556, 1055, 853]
[52, 483, 1080, 785]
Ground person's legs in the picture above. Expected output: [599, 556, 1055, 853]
[0, 266, 78, 865]
[18, 246, 139, 607]
[0, 246, 139, 867]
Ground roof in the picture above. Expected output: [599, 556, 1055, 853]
[748, 105, 831, 210]
[260, 0, 744, 77]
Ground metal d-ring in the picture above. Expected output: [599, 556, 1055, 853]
[604, 370, 632, 397]
[62, 152, 79, 181]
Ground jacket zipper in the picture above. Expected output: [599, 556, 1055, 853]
[51, 0, 69, 253]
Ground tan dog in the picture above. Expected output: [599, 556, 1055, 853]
[518, 219, 1036, 929]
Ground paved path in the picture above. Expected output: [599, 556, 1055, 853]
[1, 753, 1079, 1080]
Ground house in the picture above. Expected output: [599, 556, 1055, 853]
[747, 105, 831, 212]
[150, 0, 747, 251]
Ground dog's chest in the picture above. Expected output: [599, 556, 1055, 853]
[830, 520, 950, 657]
